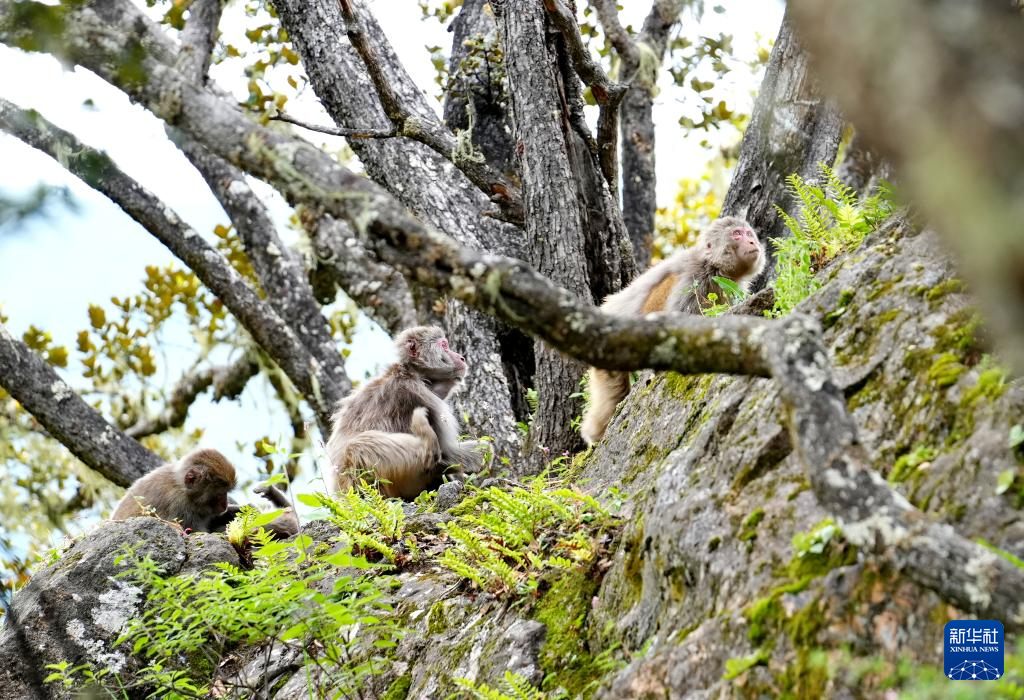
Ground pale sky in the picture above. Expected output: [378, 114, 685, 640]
[0, 0, 784, 540]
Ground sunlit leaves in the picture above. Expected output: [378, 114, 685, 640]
[21, 325, 68, 368]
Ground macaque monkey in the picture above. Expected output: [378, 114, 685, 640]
[111, 448, 299, 538]
[112, 448, 238, 532]
[580, 217, 765, 446]
[325, 326, 481, 500]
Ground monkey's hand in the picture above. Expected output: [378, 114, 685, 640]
[253, 483, 292, 509]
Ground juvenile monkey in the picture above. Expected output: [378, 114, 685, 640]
[111, 448, 299, 538]
[581, 217, 765, 445]
[112, 447, 238, 532]
[325, 326, 481, 500]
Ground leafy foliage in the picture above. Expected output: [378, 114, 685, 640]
[438, 476, 619, 596]
[302, 482, 408, 564]
[771, 164, 894, 316]
[454, 671, 556, 700]
[45, 537, 401, 698]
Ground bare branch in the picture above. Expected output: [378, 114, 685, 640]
[589, 0, 637, 61]
[0, 324, 162, 487]
[176, 0, 223, 83]
[336, 0, 524, 224]
[544, 0, 627, 190]
[125, 353, 260, 439]
[0, 99, 343, 434]
[270, 112, 395, 139]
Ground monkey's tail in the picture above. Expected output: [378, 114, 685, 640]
[580, 368, 631, 446]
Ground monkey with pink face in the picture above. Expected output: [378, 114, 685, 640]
[326, 326, 482, 500]
[581, 217, 765, 445]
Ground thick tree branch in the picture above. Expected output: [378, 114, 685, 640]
[125, 353, 260, 439]
[336, 0, 523, 224]
[0, 100, 343, 434]
[304, 214, 417, 335]
[544, 0, 627, 190]
[766, 315, 1024, 632]
[0, 324, 162, 487]
[176, 0, 223, 83]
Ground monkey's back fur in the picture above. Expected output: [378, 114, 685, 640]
[326, 361, 477, 499]
[582, 218, 765, 445]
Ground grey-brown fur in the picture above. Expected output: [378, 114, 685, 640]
[581, 217, 765, 445]
[111, 447, 237, 532]
[325, 326, 481, 499]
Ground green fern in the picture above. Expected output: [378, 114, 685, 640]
[453, 671, 559, 700]
[300, 482, 406, 563]
[439, 476, 618, 596]
[771, 163, 895, 316]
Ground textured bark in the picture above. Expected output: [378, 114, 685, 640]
[0, 324, 162, 487]
[335, 0, 524, 223]
[175, 0, 222, 83]
[271, 0, 523, 458]
[496, 0, 593, 460]
[789, 0, 1024, 374]
[306, 215, 417, 335]
[443, 0, 516, 176]
[593, 0, 686, 268]
[720, 9, 844, 290]
[0, 99, 343, 435]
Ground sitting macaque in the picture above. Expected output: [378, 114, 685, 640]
[325, 326, 481, 500]
[111, 448, 298, 538]
[580, 217, 766, 445]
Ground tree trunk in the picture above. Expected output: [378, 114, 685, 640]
[720, 9, 844, 290]
[496, 0, 593, 462]
[272, 0, 523, 458]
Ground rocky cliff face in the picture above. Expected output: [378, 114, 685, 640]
[2, 221, 1021, 699]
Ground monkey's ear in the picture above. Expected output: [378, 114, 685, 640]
[183, 468, 200, 487]
[405, 337, 419, 357]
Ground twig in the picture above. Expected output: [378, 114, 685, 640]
[271, 112, 396, 139]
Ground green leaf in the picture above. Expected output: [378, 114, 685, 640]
[996, 469, 1016, 495]
[260, 473, 289, 487]
[250, 509, 285, 528]
[296, 492, 322, 507]
[1008, 424, 1024, 449]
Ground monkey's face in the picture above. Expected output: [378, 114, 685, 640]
[400, 326, 468, 382]
[182, 453, 237, 514]
[713, 223, 763, 279]
[420, 334, 468, 381]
